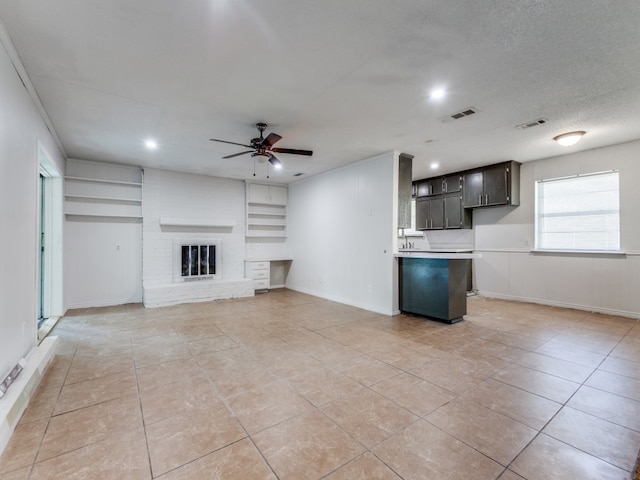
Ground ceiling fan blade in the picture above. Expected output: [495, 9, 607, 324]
[210, 138, 254, 148]
[261, 133, 282, 148]
[222, 150, 253, 159]
[271, 147, 313, 156]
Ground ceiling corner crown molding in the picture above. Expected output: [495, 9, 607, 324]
[0, 20, 67, 158]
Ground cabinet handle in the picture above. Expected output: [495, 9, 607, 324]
[445, 218, 448, 228]
[478, 195, 482, 205]
[485, 194, 488, 204]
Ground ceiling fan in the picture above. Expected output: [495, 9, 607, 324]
[209, 123, 313, 169]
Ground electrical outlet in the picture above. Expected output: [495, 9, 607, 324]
[0, 362, 23, 398]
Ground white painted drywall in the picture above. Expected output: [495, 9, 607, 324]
[63, 159, 143, 309]
[473, 140, 640, 316]
[287, 152, 397, 315]
[0, 36, 65, 381]
[142, 169, 253, 306]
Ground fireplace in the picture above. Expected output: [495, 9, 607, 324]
[174, 239, 221, 282]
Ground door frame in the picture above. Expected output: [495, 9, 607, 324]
[36, 141, 63, 330]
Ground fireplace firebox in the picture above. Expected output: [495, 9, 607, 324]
[174, 239, 221, 282]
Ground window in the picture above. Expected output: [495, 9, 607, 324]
[398, 199, 422, 238]
[535, 170, 620, 251]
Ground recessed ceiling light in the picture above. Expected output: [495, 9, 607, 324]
[430, 88, 446, 100]
[430, 161, 440, 170]
[553, 131, 585, 147]
[144, 139, 158, 150]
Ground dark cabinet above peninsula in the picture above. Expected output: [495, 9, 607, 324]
[413, 160, 520, 230]
[416, 187, 471, 231]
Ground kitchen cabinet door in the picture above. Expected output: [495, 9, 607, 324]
[483, 164, 508, 206]
[416, 196, 444, 230]
[463, 171, 484, 208]
[247, 183, 287, 205]
[443, 174, 462, 193]
[430, 196, 444, 229]
[444, 193, 471, 229]
[416, 198, 429, 229]
[268, 185, 287, 205]
[428, 178, 444, 196]
[416, 178, 443, 197]
[462, 161, 519, 208]
[247, 183, 270, 203]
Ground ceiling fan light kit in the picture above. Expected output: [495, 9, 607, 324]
[210, 123, 312, 177]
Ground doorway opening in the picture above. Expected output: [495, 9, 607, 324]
[37, 142, 63, 341]
[38, 173, 45, 326]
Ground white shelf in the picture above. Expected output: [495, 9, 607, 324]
[65, 166, 143, 220]
[246, 232, 288, 238]
[65, 176, 142, 186]
[65, 212, 142, 219]
[159, 217, 237, 228]
[65, 194, 142, 203]
[248, 218, 287, 226]
[247, 210, 287, 217]
[246, 183, 288, 238]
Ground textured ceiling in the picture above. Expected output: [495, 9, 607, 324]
[1, 0, 639, 182]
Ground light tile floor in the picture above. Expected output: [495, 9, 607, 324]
[1, 290, 639, 479]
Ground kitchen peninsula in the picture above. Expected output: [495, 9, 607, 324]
[396, 251, 481, 324]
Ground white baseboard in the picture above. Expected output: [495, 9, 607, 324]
[477, 291, 640, 319]
[65, 296, 143, 310]
[285, 284, 395, 316]
[0, 336, 59, 456]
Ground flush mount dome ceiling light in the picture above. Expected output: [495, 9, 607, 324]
[554, 131, 585, 147]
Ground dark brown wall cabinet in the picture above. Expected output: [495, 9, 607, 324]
[413, 160, 520, 230]
[416, 196, 443, 230]
[416, 176, 471, 231]
[416, 177, 444, 197]
[462, 161, 520, 208]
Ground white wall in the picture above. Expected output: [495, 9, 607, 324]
[473, 140, 640, 317]
[0, 32, 65, 379]
[287, 152, 398, 315]
[142, 169, 253, 306]
[64, 159, 143, 309]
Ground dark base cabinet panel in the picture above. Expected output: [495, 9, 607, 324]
[399, 257, 470, 324]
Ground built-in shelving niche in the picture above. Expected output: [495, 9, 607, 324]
[64, 163, 143, 219]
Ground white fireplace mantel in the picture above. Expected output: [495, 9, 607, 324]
[159, 217, 237, 228]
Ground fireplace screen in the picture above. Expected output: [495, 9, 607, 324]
[181, 244, 216, 277]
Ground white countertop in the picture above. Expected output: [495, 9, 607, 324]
[395, 251, 481, 259]
[399, 248, 473, 253]
[245, 258, 293, 262]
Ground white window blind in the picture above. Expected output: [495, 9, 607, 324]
[535, 171, 620, 251]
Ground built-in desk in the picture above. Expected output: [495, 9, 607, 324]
[244, 258, 292, 291]
[395, 252, 480, 324]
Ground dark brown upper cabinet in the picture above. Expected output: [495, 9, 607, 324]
[462, 161, 520, 208]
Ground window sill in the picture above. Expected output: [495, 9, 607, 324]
[531, 249, 626, 257]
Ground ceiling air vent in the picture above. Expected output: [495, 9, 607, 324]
[440, 107, 478, 123]
[516, 118, 548, 130]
